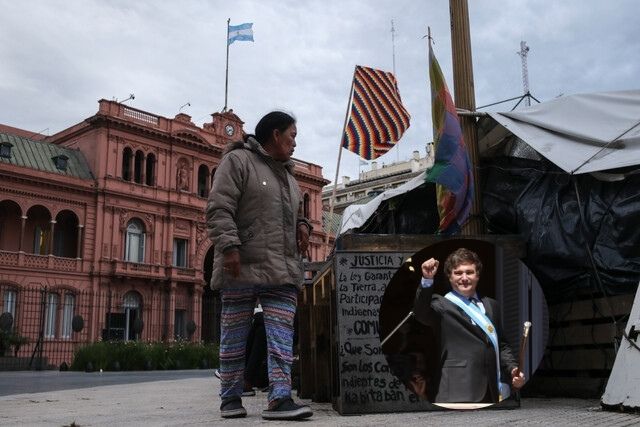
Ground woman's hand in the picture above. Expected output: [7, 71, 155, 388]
[223, 249, 241, 278]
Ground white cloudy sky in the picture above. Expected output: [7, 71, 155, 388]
[1, 1, 638, 184]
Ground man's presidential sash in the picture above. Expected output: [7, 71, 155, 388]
[444, 292, 509, 401]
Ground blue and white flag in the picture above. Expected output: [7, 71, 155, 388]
[228, 22, 254, 45]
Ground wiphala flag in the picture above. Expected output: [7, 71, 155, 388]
[341, 66, 411, 160]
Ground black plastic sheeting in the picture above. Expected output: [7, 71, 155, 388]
[482, 156, 640, 303]
[355, 182, 440, 235]
[349, 156, 640, 302]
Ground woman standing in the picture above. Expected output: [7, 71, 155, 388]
[206, 111, 313, 420]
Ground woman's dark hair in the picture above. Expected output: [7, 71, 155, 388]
[251, 111, 296, 146]
[443, 247, 483, 276]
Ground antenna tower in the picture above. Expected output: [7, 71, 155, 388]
[517, 41, 531, 106]
[391, 20, 397, 75]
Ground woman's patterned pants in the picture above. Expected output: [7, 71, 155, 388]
[218, 285, 298, 404]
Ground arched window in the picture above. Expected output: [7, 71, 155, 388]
[2, 288, 17, 320]
[125, 219, 145, 263]
[123, 291, 142, 341]
[53, 210, 79, 258]
[145, 153, 155, 186]
[122, 147, 133, 181]
[61, 292, 75, 339]
[134, 150, 144, 184]
[197, 164, 209, 197]
[44, 292, 59, 339]
[303, 193, 311, 218]
[26, 205, 52, 255]
[0, 200, 22, 252]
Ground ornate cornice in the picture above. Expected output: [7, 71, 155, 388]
[0, 184, 90, 207]
[88, 115, 224, 154]
[0, 170, 95, 195]
[115, 208, 155, 235]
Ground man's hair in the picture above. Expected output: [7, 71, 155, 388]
[443, 248, 482, 276]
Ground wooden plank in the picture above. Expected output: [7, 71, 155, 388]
[296, 298, 314, 399]
[338, 234, 526, 257]
[313, 280, 319, 306]
[312, 303, 332, 402]
[550, 323, 620, 347]
[548, 294, 634, 322]
[329, 286, 339, 401]
[547, 348, 616, 370]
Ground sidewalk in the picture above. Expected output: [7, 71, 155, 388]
[0, 371, 638, 426]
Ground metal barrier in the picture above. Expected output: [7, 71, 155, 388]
[0, 284, 201, 370]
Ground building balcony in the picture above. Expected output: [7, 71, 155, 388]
[109, 259, 165, 280]
[167, 266, 201, 282]
[105, 260, 203, 283]
[0, 250, 84, 273]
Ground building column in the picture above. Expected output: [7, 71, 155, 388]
[189, 222, 196, 268]
[148, 153, 157, 187]
[168, 281, 177, 341]
[19, 215, 27, 252]
[128, 153, 134, 181]
[140, 154, 146, 185]
[76, 224, 84, 259]
[48, 220, 56, 255]
[192, 284, 203, 342]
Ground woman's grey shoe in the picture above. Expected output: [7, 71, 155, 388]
[262, 397, 312, 420]
[220, 397, 247, 418]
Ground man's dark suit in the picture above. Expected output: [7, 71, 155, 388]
[413, 285, 517, 403]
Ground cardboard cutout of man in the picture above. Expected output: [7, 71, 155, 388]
[412, 248, 525, 403]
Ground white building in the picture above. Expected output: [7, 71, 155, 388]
[322, 147, 433, 216]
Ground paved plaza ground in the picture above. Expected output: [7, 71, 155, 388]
[0, 370, 638, 426]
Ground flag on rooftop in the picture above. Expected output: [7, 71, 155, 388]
[341, 66, 410, 160]
[228, 22, 254, 45]
[425, 44, 474, 234]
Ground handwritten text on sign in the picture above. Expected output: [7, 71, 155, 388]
[335, 251, 430, 413]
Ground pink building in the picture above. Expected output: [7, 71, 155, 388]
[0, 100, 329, 368]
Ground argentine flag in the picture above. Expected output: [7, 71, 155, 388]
[228, 23, 254, 45]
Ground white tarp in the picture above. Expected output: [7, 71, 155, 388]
[339, 171, 426, 234]
[338, 90, 640, 235]
[488, 90, 640, 174]
[601, 282, 640, 409]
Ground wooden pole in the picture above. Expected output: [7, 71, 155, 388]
[449, 0, 484, 234]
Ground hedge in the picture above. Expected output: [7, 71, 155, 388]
[70, 341, 219, 371]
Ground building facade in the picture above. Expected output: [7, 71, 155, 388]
[0, 100, 329, 367]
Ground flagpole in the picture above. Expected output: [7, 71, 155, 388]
[224, 18, 230, 112]
[323, 66, 357, 260]
[391, 20, 400, 164]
